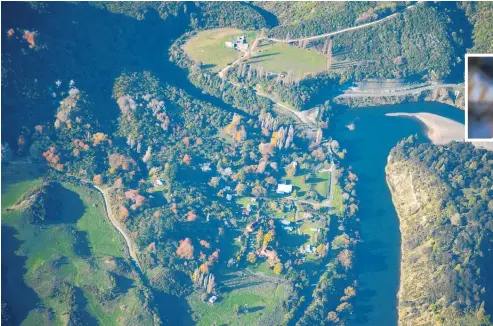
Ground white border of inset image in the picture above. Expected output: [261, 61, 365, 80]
[465, 53, 493, 142]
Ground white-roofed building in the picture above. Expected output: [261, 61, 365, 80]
[276, 184, 293, 194]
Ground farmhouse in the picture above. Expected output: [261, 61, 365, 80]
[208, 295, 218, 305]
[246, 221, 259, 232]
[277, 184, 293, 194]
[225, 35, 249, 52]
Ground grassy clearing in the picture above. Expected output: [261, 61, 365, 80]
[299, 221, 323, 245]
[247, 261, 283, 279]
[248, 41, 327, 77]
[314, 171, 330, 198]
[67, 182, 124, 258]
[183, 28, 256, 72]
[1, 162, 151, 325]
[332, 183, 344, 216]
[282, 171, 330, 199]
[188, 271, 289, 326]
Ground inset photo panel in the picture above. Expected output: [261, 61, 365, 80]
[466, 54, 493, 141]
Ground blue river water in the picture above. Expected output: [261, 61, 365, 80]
[331, 102, 464, 326]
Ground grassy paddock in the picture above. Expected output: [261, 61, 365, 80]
[282, 171, 330, 199]
[188, 270, 289, 325]
[1, 162, 150, 325]
[248, 41, 327, 78]
[183, 28, 255, 72]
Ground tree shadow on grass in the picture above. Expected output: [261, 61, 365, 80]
[153, 291, 195, 326]
[111, 272, 135, 294]
[41, 182, 86, 225]
[245, 305, 264, 314]
[201, 63, 217, 70]
[252, 52, 280, 60]
[307, 177, 325, 184]
[72, 286, 100, 325]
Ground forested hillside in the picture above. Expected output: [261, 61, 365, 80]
[386, 137, 493, 325]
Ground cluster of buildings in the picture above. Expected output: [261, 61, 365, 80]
[225, 35, 249, 52]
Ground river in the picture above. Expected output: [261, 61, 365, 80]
[331, 102, 464, 326]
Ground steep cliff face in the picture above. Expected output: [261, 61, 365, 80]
[386, 138, 493, 326]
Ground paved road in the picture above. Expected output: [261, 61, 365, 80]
[336, 83, 463, 98]
[94, 184, 142, 270]
[71, 177, 142, 270]
[255, 89, 317, 127]
[266, 2, 422, 44]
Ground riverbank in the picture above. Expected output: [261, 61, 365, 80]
[386, 112, 493, 151]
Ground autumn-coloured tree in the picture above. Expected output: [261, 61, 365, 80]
[23, 30, 36, 48]
[286, 164, 297, 177]
[42, 146, 60, 165]
[199, 263, 210, 274]
[92, 132, 107, 146]
[311, 148, 326, 161]
[199, 240, 211, 248]
[117, 95, 137, 115]
[273, 262, 283, 275]
[327, 312, 339, 323]
[124, 189, 146, 210]
[176, 238, 194, 259]
[142, 146, 152, 163]
[342, 286, 356, 301]
[316, 244, 327, 257]
[7, 28, 14, 38]
[209, 250, 219, 263]
[183, 154, 192, 165]
[247, 252, 257, 264]
[187, 210, 198, 222]
[93, 174, 103, 185]
[262, 232, 273, 249]
[251, 185, 266, 198]
[337, 249, 353, 270]
[206, 274, 215, 294]
[109, 153, 135, 171]
[235, 183, 246, 195]
[209, 177, 220, 188]
[259, 143, 274, 157]
[114, 178, 124, 188]
[256, 228, 264, 249]
[118, 206, 129, 220]
[336, 302, 352, 313]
